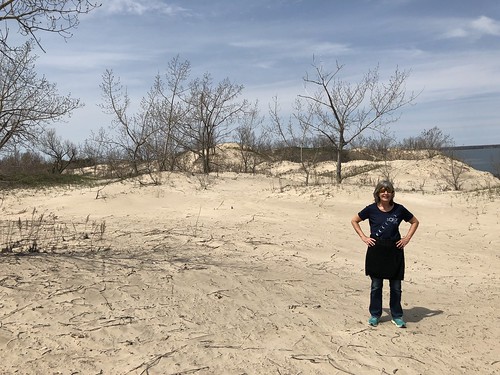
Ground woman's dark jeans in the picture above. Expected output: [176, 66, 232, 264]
[369, 277, 403, 319]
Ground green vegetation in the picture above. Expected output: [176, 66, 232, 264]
[0, 172, 96, 190]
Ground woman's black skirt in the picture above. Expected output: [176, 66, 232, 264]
[365, 239, 405, 280]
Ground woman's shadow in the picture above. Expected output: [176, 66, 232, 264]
[383, 306, 443, 323]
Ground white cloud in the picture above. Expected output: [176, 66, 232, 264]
[37, 50, 146, 70]
[229, 38, 351, 60]
[443, 15, 500, 39]
[229, 39, 281, 49]
[443, 27, 469, 38]
[311, 42, 352, 56]
[407, 50, 500, 103]
[470, 15, 500, 36]
[103, 0, 187, 16]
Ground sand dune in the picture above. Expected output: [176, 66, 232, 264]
[0, 158, 499, 374]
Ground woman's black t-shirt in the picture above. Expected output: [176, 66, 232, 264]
[358, 203, 414, 240]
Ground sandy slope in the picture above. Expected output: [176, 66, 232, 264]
[0, 165, 499, 374]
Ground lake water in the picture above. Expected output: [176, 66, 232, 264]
[445, 145, 500, 177]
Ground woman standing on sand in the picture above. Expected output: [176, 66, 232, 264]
[351, 180, 419, 328]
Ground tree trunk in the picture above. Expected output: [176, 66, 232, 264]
[336, 148, 342, 184]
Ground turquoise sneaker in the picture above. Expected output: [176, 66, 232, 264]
[391, 318, 406, 328]
[368, 316, 380, 326]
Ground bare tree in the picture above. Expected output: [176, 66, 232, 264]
[353, 130, 396, 160]
[100, 69, 162, 177]
[441, 155, 467, 191]
[100, 64, 248, 176]
[299, 60, 416, 183]
[38, 128, 77, 173]
[99, 59, 193, 179]
[0, 43, 81, 152]
[269, 97, 320, 185]
[0, 147, 46, 175]
[234, 101, 266, 173]
[78, 127, 108, 175]
[181, 73, 248, 173]
[1, 0, 100, 52]
[144, 56, 191, 172]
[402, 126, 453, 158]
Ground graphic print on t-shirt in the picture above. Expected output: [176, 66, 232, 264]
[374, 213, 399, 238]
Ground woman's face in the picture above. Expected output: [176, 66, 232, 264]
[378, 187, 394, 203]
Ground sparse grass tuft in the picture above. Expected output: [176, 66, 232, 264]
[0, 172, 109, 254]
[1, 209, 108, 254]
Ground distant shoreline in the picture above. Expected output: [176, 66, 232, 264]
[444, 144, 500, 151]
[443, 145, 500, 176]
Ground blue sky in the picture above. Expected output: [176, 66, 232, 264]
[28, 0, 500, 146]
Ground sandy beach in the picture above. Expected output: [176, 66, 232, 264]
[1, 156, 499, 374]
